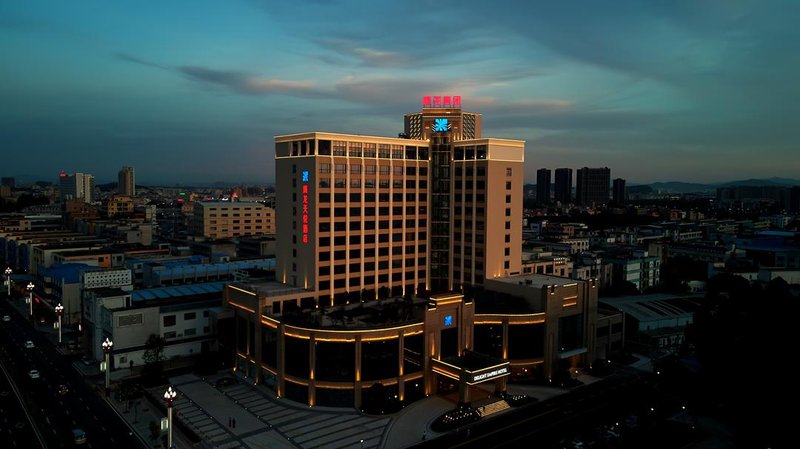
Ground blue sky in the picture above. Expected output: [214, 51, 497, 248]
[1, 0, 798, 185]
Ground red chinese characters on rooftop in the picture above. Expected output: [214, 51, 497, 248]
[423, 95, 461, 108]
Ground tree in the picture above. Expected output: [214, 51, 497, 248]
[141, 334, 166, 384]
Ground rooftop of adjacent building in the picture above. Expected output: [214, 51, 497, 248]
[599, 293, 702, 323]
[489, 273, 582, 289]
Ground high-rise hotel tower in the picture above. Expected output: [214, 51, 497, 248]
[275, 96, 524, 305]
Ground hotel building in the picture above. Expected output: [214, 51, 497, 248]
[225, 98, 597, 409]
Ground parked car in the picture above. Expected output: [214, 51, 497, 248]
[1, 315, 10, 322]
[28, 369, 40, 379]
[80, 356, 94, 366]
[24, 340, 34, 349]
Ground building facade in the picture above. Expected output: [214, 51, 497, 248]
[59, 172, 95, 203]
[612, 178, 626, 206]
[554, 168, 572, 204]
[118, 166, 135, 197]
[228, 99, 597, 409]
[576, 167, 610, 206]
[537, 168, 551, 205]
[190, 202, 276, 239]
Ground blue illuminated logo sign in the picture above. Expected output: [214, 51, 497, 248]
[301, 170, 309, 182]
[433, 118, 449, 132]
[444, 314, 453, 327]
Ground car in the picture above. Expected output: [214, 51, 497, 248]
[28, 369, 40, 379]
[80, 356, 94, 366]
[67, 341, 78, 350]
[58, 384, 69, 395]
[2, 315, 10, 322]
[24, 340, 34, 349]
[72, 428, 87, 445]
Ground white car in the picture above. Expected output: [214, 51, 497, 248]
[28, 369, 40, 379]
[1, 315, 9, 322]
[24, 340, 34, 349]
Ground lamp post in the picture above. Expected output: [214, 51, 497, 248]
[101, 338, 113, 394]
[54, 303, 64, 345]
[26, 282, 34, 317]
[4, 267, 11, 297]
[163, 386, 177, 449]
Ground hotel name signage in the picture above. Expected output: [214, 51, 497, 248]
[470, 366, 509, 384]
[423, 95, 461, 108]
[301, 170, 309, 244]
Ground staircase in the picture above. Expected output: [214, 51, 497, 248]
[477, 400, 510, 417]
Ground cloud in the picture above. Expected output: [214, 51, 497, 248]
[178, 66, 323, 97]
[114, 53, 169, 70]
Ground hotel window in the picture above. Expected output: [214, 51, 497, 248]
[163, 315, 176, 327]
[392, 148, 403, 159]
[378, 145, 391, 158]
[319, 266, 330, 276]
[363, 143, 376, 157]
[333, 141, 346, 156]
[505, 208, 511, 216]
[506, 168, 512, 176]
[350, 221, 361, 231]
[505, 221, 511, 230]
[504, 261, 510, 269]
[350, 165, 362, 174]
[365, 248, 376, 258]
[349, 142, 362, 157]
[504, 248, 510, 256]
[350, 179, 361, 188]
[506, 194, 511, 203]
[334, 178, 346, 188]
[335, 164, 346, 174]
[365, 179, 376, 188]
[393, 179, 403, 188]
[320, 237, 330, 247]
[334, 222, 346, 231]
[505, 235, 511, 243]
[319, 252, 330, 261]
[320, 163, 331, 174]
[365, 164, 376, 174]
[379, 180, 390, 188]
[380, 166, 390, 175]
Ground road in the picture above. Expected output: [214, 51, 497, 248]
[0, 297, 143, 449]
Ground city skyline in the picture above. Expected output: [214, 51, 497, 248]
[2, 1, 798, 184]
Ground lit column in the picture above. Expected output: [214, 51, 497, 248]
[26, 282, 34, 317]
[102, 338, 113, 394]
[4, 267, 11, 297]
[163, 386, 177, 449]
[54, 303, 64, 345]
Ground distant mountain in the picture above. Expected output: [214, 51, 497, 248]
[717, 178, 800, 187]
[647, 182, 714, 194]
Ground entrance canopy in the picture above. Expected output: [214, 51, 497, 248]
[431, 350, 510, 385]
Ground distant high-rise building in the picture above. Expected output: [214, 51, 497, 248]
[554, 168, 572, 204]
[612, 178, 626, 206]
[1, 177, 15, 189]
[536, 168, 551, 204]
[118, 166, 135, 197]
[576, 167, 610, 206]
[59, 171, 95, 203]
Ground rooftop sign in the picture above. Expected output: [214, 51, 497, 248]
[423, 95, 461, 108]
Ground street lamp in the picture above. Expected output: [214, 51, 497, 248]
[26, 282, 34, 317]
[54, 303, 64, 345]
[4, 267, 11, 297]
[101, 338, 113, 394]
[163, 386, 177, 449]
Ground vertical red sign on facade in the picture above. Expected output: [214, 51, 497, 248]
[443, 96, 451, 107]
[301, 170, 309, 244]
[433, 96, 442, 107]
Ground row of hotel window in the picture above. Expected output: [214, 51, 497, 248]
[319, 164, 429, 175]
[318, 272, 428, 290]
[318, 258, 427, 275]
[292, 140, 430, 160]
[313, 192, 507, 205]
[317, 245, 428, 259]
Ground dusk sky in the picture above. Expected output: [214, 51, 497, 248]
[1, 1, 798, 185]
